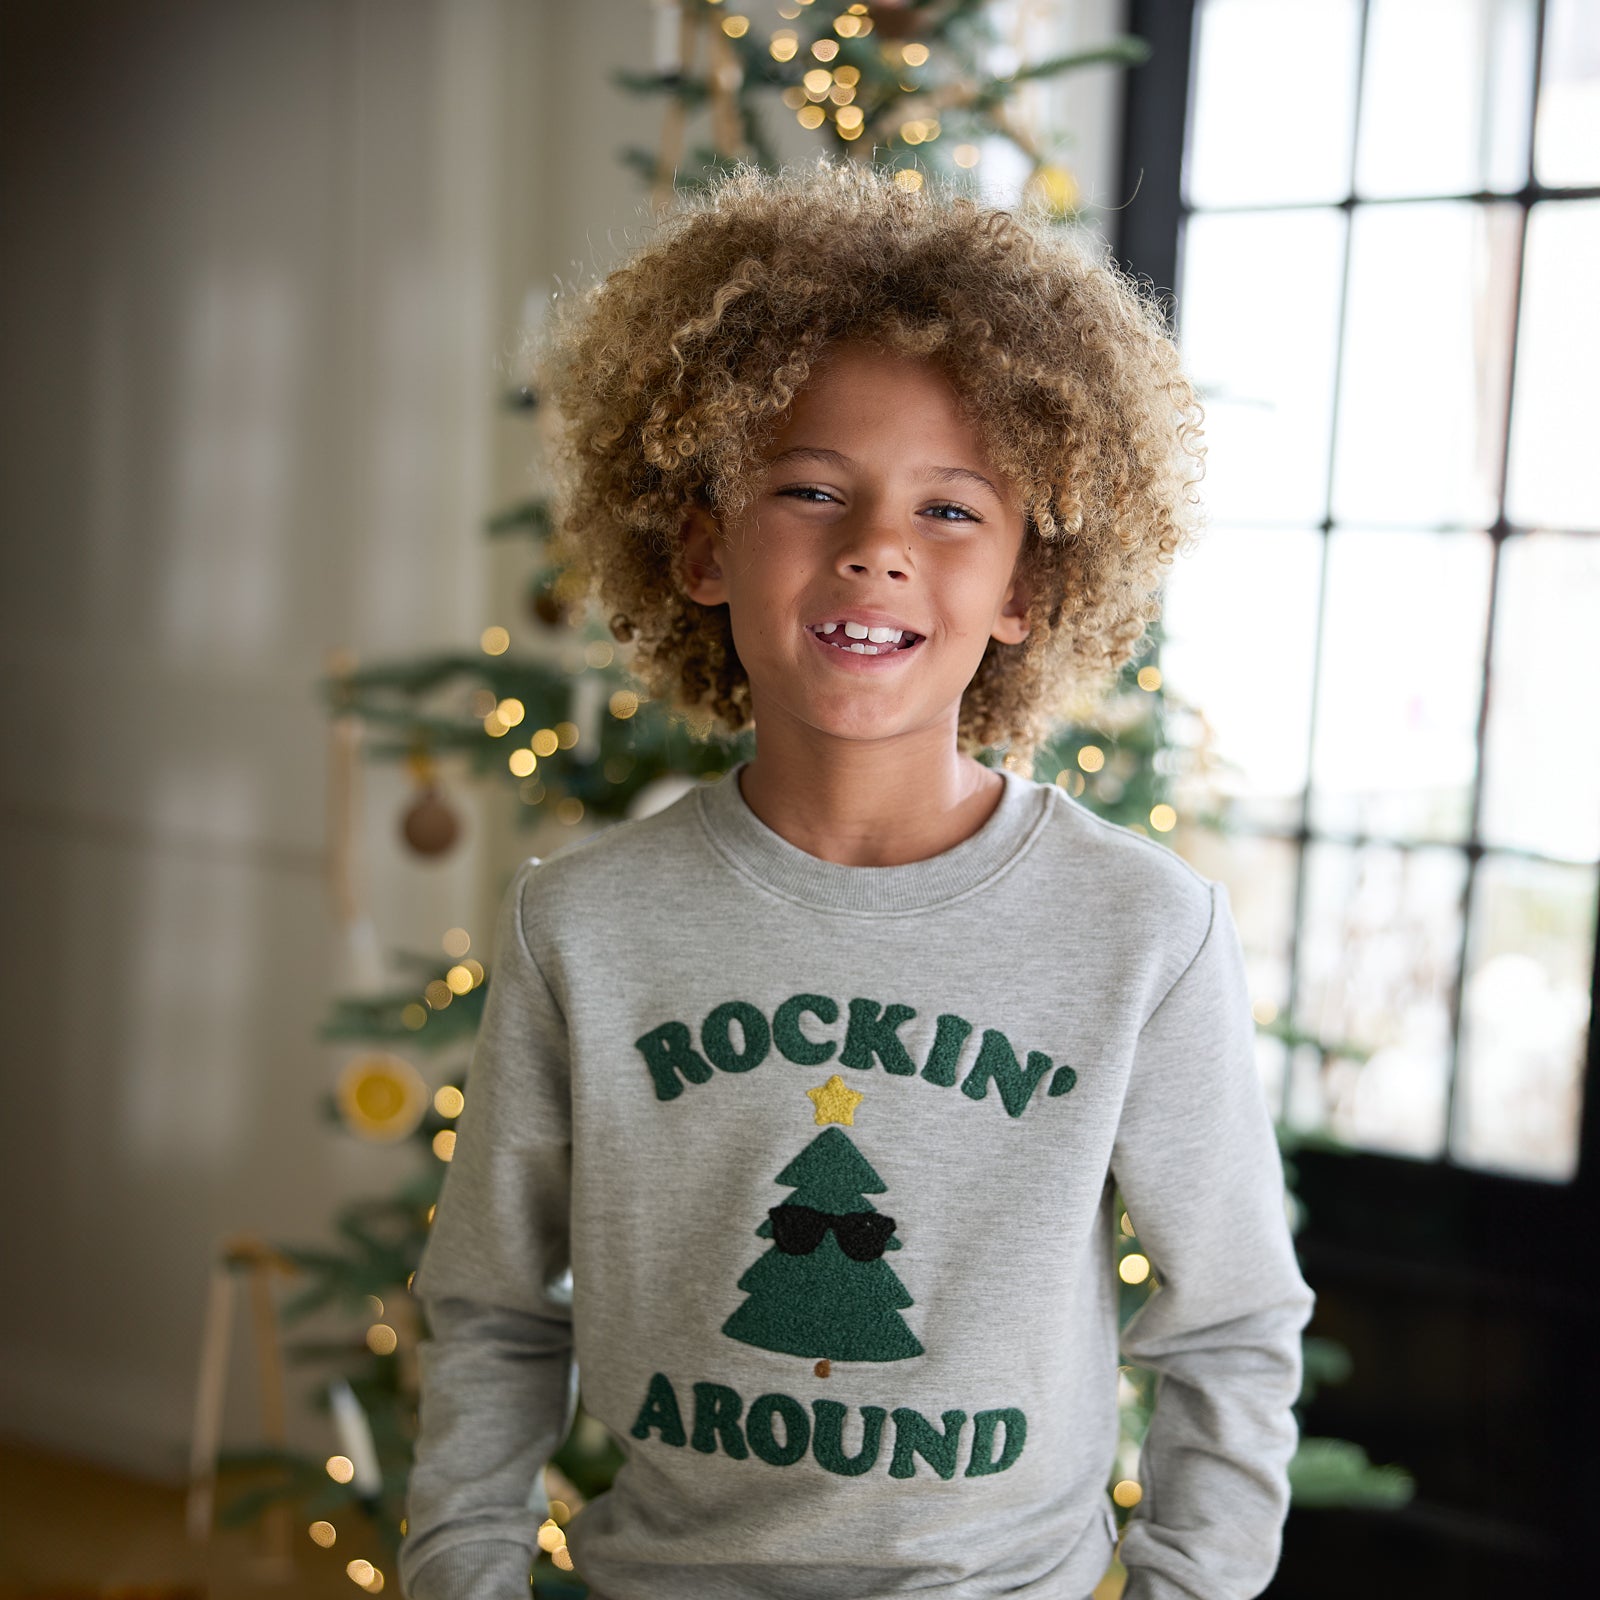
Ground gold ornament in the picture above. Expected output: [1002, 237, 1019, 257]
[336, 1052, 430, 1142]
[1026, 163, 1080, 219]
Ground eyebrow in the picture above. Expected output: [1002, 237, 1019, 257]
[763, 445, 1004, 502]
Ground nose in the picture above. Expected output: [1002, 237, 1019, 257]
[833, 504, 912, 582]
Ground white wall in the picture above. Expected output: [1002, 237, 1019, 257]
[0, 0, 1125, 1482]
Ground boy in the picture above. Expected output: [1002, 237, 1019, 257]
[399, 160, 1313, 1600]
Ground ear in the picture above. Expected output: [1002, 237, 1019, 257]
[991, 570, 1032, 647]
[679, 505, 728, 606]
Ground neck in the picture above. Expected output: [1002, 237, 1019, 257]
[736, 718, 1005, 867]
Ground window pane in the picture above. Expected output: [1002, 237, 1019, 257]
[1505, 200, 1600, 531]
[1310, 529, 1492, 842]
[1287, 842, 1469, 1157]
[1480, 532, 1600, 862]
[1332, 201, 1519, 527]
[1536, 0, 1600, 186]
[1454, 854, 1596, 1181]
[1357, 0, 1535, 198]
[1178, 209, 1344, 524]
[1174, 829, 1301, 1115]
[1186, 0, 1361, 207]
[1159, 527, 1323, 831]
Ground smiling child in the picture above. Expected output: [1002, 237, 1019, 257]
[399, 159, 1314, 1600]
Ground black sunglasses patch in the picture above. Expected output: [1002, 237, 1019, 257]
[768, 1203, 897, 1262]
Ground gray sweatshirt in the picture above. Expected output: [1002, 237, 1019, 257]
[399, 763, 1314, 1600]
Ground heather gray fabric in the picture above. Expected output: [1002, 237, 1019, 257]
[400, 763, 1314, 1600]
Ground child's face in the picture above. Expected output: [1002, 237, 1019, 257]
[679, 341, 1030, 753]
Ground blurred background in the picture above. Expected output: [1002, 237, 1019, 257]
[0, 1, 1594, 1596]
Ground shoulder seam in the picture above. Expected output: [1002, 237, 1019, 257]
[509, 855, 568, 1024]
[1136, 877, 1220, 1038]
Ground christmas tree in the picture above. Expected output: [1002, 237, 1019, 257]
[723, 1104, 924, 1366]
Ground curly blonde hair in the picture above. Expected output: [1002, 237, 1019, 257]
[534, 157, 1204, 766]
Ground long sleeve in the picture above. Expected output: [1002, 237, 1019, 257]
[399, 856, 577, 1600]
[1110, 880, 1315, 1600]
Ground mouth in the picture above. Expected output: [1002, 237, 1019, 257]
[807, 621, 924, 657]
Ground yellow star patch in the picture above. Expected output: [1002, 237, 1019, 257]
[806, 1074, 865, 1127]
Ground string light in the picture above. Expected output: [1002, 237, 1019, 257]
[400, 1003, 427, 1031]
[424, 980, 452, 1010]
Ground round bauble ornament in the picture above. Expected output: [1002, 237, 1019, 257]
[402, 785, 460, 856]
[336, 1051, 430, 1142]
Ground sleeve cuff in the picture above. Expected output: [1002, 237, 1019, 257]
[405, 1539, 531, 1600]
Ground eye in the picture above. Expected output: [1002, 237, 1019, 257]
[776, 485, 836, 504]
[923, 502, 980, 523]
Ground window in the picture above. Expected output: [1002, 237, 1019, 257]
[1133, 0, 1599, 1182]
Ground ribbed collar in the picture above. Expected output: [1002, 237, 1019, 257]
[694, 759, 1053, 916]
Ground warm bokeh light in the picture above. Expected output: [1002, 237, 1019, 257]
[893, 170, 924, 192]
[445, 963, 475, 994]
[901, 42, 930, 66]
[346, 1559, 374, 1584]
[770, 31, 798, 61]
[1113, 1479, 1144, 1508]
[583, 639, 614, 669]
[552, 1549, 575, 1573]
[424, 980, 453, 1009]
[537, 1522, 566, 1553]
[434, 1085, 465, 1118]
[531, 727, 560, 757]
[811, 38, 839, 61]
[720, 14, 749, 38]
[1077, 745, 1106, 772]
[482, 710, 509, 737]
[609, 690, 640, 719]
[1149, 804, 1178, 832]
[1119, 1253, 1152, 1285]
[555, 721, 580, 748]
[326, 1455, 355, 1484]
[496, 697, 525, 727]
[508, 748, 536, 777]
[442, 926, 470, 958]
[1252, 998, 1279, 1026]
[556, 797, 586, 826]
[432, 1129, 457, 1162]
[836, 106, 865, 132]
[400, 1003, 428, 1031]
[1120, 1211, 1136, 1237]
[309, 1520, 337, 1547]
[803, 68, 831, 94]
[479, 626, 509, 655]
[1137, 664, 1163, 691]
[367, 1323, 399, 1356]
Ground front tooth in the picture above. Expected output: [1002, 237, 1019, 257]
[846, 642, 876, 654]
[866, 626, 901, 643]
[843, 620, 870, 639]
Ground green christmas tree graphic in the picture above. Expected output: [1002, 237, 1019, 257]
[722, 1088, 924, 1366]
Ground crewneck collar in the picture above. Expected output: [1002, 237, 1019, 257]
[695, 759, 1052, 916]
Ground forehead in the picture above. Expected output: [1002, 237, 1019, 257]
[768, 342, 997, 462]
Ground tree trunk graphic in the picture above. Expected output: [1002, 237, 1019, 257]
[721, 1125, 924, 1363]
